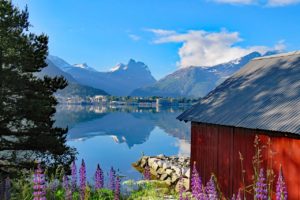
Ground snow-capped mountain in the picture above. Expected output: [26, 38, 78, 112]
[47, 55, 74, 72]
[131, 52, 264, 98]
[37, 58, 108, 97]
[47, 56, 157, 96]
[73, 63, 98, 72]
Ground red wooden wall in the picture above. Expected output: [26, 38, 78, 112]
[191, 122, 300, 199]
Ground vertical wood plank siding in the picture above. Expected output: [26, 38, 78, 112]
[191, 122, 300, 199]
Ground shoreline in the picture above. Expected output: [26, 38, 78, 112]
[133, 154, 191, 191]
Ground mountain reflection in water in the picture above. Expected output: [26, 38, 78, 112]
[54, 105, 191, 180]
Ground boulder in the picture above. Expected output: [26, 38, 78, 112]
[148, 157, 158, 166]
[160, 173, 169, 181]
[157, 167, 164, 175]
[171, 166, 181, 176]
[184, 168, 190, 178]
[171, 174, 179, 184]
[150, 168, 158, 177]
[165, 169, 174, 176]
[151, 161, 160, 171]
[157, 161, 163, 168]
[157, 154, 165, 159]
[140, 158, 147, 168]
[165, 177, 172, 186]
[162, 162, 171, 170]
[175, 178, 190, 191]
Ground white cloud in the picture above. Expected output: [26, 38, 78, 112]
[211, 0, 300, 6]
[267, 0, 300, 6]
[145, 29, 176, 36]
[129, 34, 141, 41]
[148, 29, 285, 68]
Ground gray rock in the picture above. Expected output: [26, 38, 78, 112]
[165, 177, 172, 186]
[148, 158, 158, 166]
[157, 161, 163, 168]
[165, 169, 174, 176]
[175, 178, 190, 191]
[162, 162, 171, 170]
[157, 154, 165, 159]
[160, 173, 169, 181]
[140, 158, 147, 168]
[150, 168, 158, 177]
[171, 174, 179, 184]
[151, 162, 160, 171]
[171, 166, 181, 176]
[157, 167, 164, 175]
[184, 168, 190, 178]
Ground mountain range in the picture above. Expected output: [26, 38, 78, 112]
[40, 51, 278, 98]
[48, 56, 156, 96]
[37, 59, 108, 97]
[131, 52, 265, 98]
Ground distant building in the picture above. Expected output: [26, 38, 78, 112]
[178, 51, 300, 198]
[156, 98, 179, 107]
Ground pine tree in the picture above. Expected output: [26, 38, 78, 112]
[0, 0, 75, 177]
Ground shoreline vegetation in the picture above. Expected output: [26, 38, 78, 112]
[0, 137, 288, 200]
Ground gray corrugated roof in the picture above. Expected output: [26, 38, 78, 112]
[177, 51, 300, 134]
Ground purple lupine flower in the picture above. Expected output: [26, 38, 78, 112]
[255, 168, 268, 200]
[33, 164, 47, 200]
[236, 189, 242, 200]
[114, 175, 121, 200]
[276, 168, 288, 200]
[63, 175, 72, 200]
[79, 159, 86, 200]
[0, 180, 5, 199]
[95, 164, 104, 190]
[4, 177, 11, 200]
[50, 180, 58, 192]
[191, 162, 205, 200]
[65, 189, 73, 200]
[143, 166, 151, 180]
[231, 194, 236, 200]
[71, 161, 77, 191]
[205, 176, 218, 200]
[63, 175, 69, 190]
[179, 174, 185, 200]
[232, 190, 242, 200]
[109, 167, 116, 191]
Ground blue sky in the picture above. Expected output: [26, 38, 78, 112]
[14, 0, 300, 79]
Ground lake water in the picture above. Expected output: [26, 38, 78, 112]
[55, 105, 191, 181]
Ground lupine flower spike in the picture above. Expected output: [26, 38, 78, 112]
[63, 175, 72, 200]
[179, 174, 185, 200]
[276, 167, 288, 200]
[4, 177, 11, 200]
[232, 189, 242, 200]
[79, 159, 87, 200]
[205, 175, 218, 200]
[95, 164, 104, 190]
[255, 168, 268, 200]
[191, 162, 205, 200]
[33, 164, 46, 200]
[71, 161, 77, 192]
[63, 175, 69, 190]
[109, 167, 116, 191]
[236, 189, 242, 200]
[232, 194, 236, 200]
[114, 175, 121, 200]
[143, 166, 151, 180]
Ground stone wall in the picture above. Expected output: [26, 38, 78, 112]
[133, 154, 190, 190]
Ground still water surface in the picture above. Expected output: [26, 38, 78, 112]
[55, 105, 190, 181]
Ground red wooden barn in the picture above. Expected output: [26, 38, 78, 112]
[178, 51, 300, 199]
